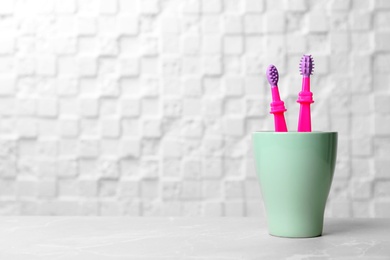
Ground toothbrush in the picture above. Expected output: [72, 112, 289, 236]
[297, 55, 314, 132]
[266, 65, 288, 132]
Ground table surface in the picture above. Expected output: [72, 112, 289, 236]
[0, 217, 389, 259]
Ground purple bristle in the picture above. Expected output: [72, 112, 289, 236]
[266, 64, 279, 86]
[299, 54, 314, 76]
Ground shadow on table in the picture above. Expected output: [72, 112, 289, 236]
[322, 219, 388, 236]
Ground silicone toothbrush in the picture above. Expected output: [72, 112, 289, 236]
[297, 55, 314, 132]
[266, 65, 288, 132]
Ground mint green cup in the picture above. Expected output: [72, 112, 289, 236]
[252, 132, 337, 238]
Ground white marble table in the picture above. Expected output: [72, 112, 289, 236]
[0, 217, 388, 259]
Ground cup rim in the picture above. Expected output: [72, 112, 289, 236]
[252, 131, 338, 135]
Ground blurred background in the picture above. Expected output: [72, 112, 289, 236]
[0, 0, 388, 217]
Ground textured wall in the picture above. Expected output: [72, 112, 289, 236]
[0, 0, 389, 217]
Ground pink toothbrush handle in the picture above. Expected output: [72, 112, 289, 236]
[270, 86, 287, 132]
[298, 102, 312, 132]
[273, 111, 288, 132]
[297, 77, 314, 132]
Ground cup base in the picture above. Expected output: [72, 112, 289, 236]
[269, 233, 322, 239]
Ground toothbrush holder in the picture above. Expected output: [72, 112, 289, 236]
[252, 132, 338, 238]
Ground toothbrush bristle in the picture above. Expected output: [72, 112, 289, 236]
[299, 55, 314, 76]
[266, 64, 279, 86]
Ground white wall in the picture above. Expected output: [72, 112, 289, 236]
[0, 0, 388, 217]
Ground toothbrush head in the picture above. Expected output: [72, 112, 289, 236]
[266, 64, 279, 86]
[299, 54, 314, 76]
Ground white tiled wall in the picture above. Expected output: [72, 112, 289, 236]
[0, 0, 389, 217]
